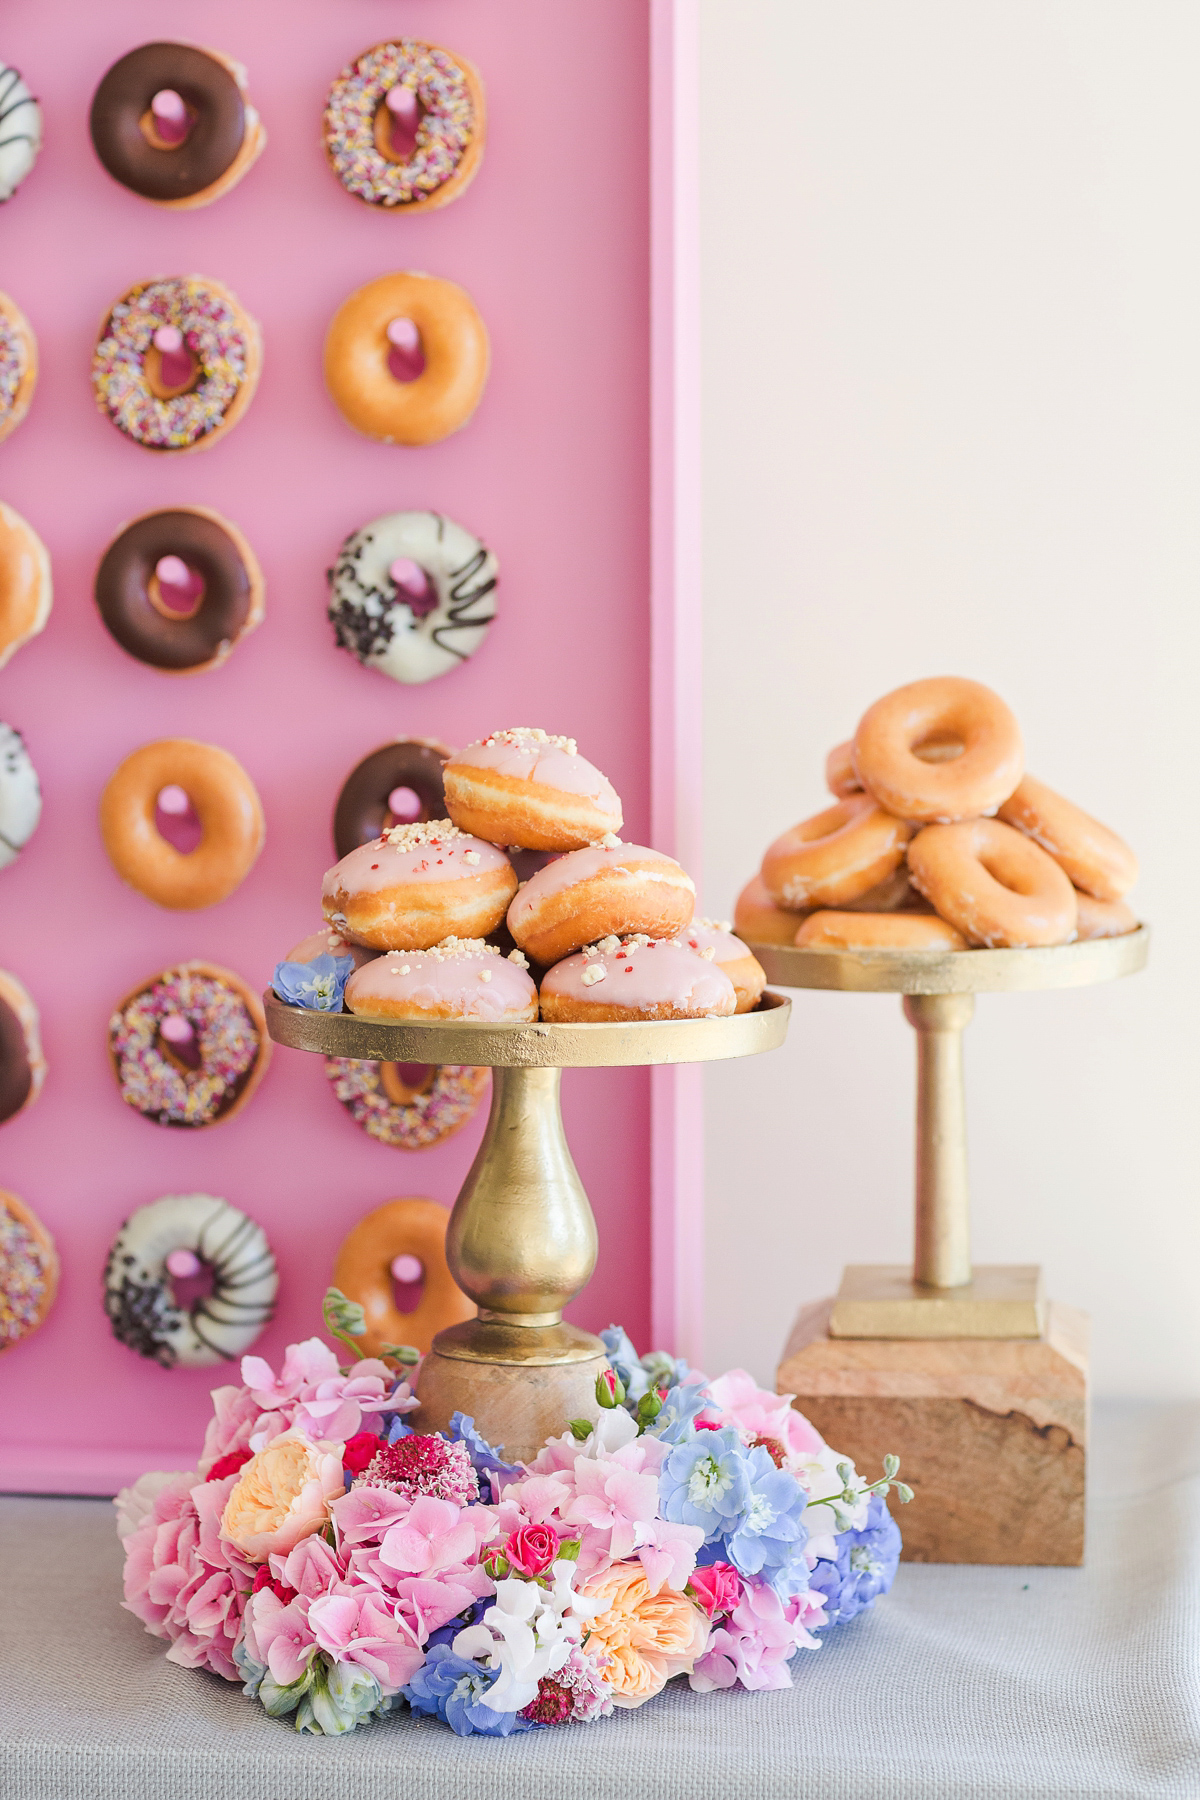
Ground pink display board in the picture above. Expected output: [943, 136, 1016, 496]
[0, 0, 654, 1491]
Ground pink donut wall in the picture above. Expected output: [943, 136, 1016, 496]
[0, 0, 651, 1490]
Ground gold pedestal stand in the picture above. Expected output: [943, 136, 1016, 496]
[266, 992, 790, 1462]
[751, 929, 1148, 1563]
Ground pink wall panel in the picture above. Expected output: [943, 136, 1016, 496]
[0, 0, 651, 1486]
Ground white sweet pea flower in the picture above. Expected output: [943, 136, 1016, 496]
[795, 1443, 871, 1537]
[543, 1559, 611, 1638]
[578, 1408, 641, 1458]
[453, 1566, 608, 1713]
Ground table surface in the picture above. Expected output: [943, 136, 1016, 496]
[5, 1400, 1200, 1800]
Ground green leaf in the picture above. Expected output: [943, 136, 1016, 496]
[555, 1537, 582, 1563]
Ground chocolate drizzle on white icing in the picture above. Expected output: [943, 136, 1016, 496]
[0, 66, 42, 202]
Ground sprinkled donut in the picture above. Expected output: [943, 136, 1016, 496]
[324, 819, 517, 951]
[344, 938, 537, 1024]
[333, 739, 453, 860]
[104, 1193, 277, 1368]
[0, 502, 51, 671]
[109, 962, 270, 1129]
[324, 271, 489, 446]
[90, 42, 265, 209]
[540, 935, 737, 1024]
[907, 819, 1077, 949]
[509, 840, 695, 966]
[329, 511, 497, 686]
[91, 274, 262, 453]
[1, 1190, 58, 1353]
[0, 64, 42, 202]
[853, 677, 1024, 824]
[333, 1197, 475, 1360]
[323, 39, 484, 212]
[444, 728, 623, 851]
[94, 505, 263, 674]
[325, 1057, 488, 1150]
[100, 737, 264, 909]
[761, 797, 913, 911]
[0, 968, 45, 1125]
[0, 721, 41, 872]
[0, 291, 37, 442]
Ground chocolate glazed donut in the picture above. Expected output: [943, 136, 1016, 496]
[0, 991, 33, 1122]
[95, 506, 263, 673]
[90, 43, 248, 204]
[333, 739, 454, 858]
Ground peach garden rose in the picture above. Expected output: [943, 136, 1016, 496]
[220, 1429, 346, 1563]
[580, 1562, 710, 1707]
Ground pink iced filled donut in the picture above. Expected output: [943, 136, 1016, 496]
[284, 924, 377, 971]
[344, 938, 537, 1023]
[677, 920, 766, 1013]
[508, 839, 695, 966]
[323, 819, 517, 951]
[540, 935, 736, 1024]
[443, 727, 623, 851]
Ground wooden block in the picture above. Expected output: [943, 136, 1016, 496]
[777, 1298, 1089, 1565]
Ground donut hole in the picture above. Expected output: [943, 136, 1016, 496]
[148, 555, 206, 622]
[165, 1247, 214, 1312]
[913, 734, 964, 765]
[374, 88, 425, 164]
[154, 786, 203, 855]
[157, 1012, 202, 1073]
[144, 340, 200, 401]
[138, 92, 198, 152]
[380, 1061, 436, 1105]
[390, 1251, 425, 1315]
[385, 318, 426, 384]
[388, 558, 438, 620]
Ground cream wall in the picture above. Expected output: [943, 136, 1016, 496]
[698, 1, 1200, 1395]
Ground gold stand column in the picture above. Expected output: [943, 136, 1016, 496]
[907, 992, 973, 1290]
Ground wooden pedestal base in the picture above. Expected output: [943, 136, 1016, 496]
[414, 1321, 606, 1465]
[778, 1298, 1089, 1565]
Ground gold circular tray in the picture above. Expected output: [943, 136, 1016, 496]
[264, 988, 792, 1068]
[748, 925, 1149, 995]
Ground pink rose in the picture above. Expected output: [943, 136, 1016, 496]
[689, 1561, 743, 1619]
[504, 1522, 560, 1576]
[220, 1430, 346, 1563]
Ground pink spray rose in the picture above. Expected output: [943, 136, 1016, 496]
[504, 1522, 561, 1576]
[689, 1561, 744, 1620]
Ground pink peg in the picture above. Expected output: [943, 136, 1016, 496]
[386, 317, 420, 353]
[391, 1254, 423, 1284]
[388, 557, 430, 598]
[152, 89, 187, 125]
[157, 784, 190, 816]
[160, 1014, 194, 1044]
[166, 1248, 202, 1279]
[385, 85, 419, 123]
[156, 555, 189, 590]
[153, 325, 183, 354]
[387, 785, 422, 822]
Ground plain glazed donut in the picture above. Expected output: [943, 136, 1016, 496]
[0, 502, 51, 670]
[508, 841, 695, 966]
[333, 1197, 474, 1359]
[104, 1193, 277, 1367]
[1, 1189, 58, 1353]
[825, 740, 863, 799]
[328, 511, 497, 686]
[0, 969, 45, 1125]
[733, 874, 802, 946]
[94, 505, 263, 674]
[109, 962, 270, 1128]
[444, 727, 623, 850]
[324, 271, 489, 446]
[323, 820, 517, 950]
[795, 911, 969, 952]
[89, 43, 265, 209]
[100, 738, 264, 909]
[1073, 892, 1139, 941]
[678, 921, 766, 1013]
[761, 796, 913, 911]
[908, 819, 1077, 948]
[853, 677, 1024, 824]
[996, 774, 1138, 902]
[325, 1057, 488, 1150]
[0, 291, 37, 443]
[323, 40, 485, 212]
[333, 739, 453, 860]
[345, 939, 538, 1023]
[540, 935, 736, 1023]
[91, 274, 262, 453]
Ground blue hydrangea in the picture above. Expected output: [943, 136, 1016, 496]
[403, 1645, 533, 1737]
[808, 1493, 901, 1625]
[272, 953, 354, 1012]
[448, 1412, 522, 1480]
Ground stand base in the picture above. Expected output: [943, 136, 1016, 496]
[778, 1298, 1089, 1564]
[830, 1264, 1046, 1339]
[414, 1319, 607, 1465]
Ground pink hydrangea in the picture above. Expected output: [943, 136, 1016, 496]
[241, 1338, 417, 1444]
[334, 1490, 497, 1641]
[704, 1369, 825, 1468]
[688, 1576, 825, 1693]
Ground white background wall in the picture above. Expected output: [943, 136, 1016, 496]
[698, 0, 1200, 1396]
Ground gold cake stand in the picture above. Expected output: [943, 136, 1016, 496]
[749, 929, 1149, 1337]
[265, 991, 791, 1459]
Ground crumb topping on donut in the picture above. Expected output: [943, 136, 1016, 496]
[382, 817, 467, 850]
[110, 969, 261, 1127]
[0, 314, 27, 417]
[384, 935, 497, 968]
[325, 41, 475, 207]
[478, 727, 579, 757]
[92, 277, 251, 450]
[0, 1201, 52, 1346]
[697, 917, 733, 934]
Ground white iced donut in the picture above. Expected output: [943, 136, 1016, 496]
[0, 722, 40, 871]
[328, 510, 497, 686]
[103, 1193, 277, 1368]
[0, 65, 42, 202]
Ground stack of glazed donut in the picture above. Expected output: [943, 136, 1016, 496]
[738, 677, 1140, 954]
[277, 727, 768, 1027]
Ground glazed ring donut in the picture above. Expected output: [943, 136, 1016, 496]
[104, 1193, 277, 1367]
[328, 511, 497, 686]
[733, 874, 804, 946]
[0, 969, 45, 1125]
[345, 940, 538, 1024]
[908, 819, 1078, 948]
[324, 819, 516, 950]
[1, 1189, 58, 1353]
[1073, 892, 1139, 941]
[508, 841, 695, 966]
[100, 737, 264, 909]
[795, 911, 969, 952]
[0, 64, 41, 203]
[325, 1058, 489, 1150]
[323, 39, 485, 212]
[444, 727, 623, 851]
[94, 506, 263, 674]
[0, 721, 41, 872]
[323, 272, 489, 446]
[92, 274, 262, 453]
[761, 797, 913, 911]
[853, 677, 1024, 824]
[334, 738, 453, 860]
[109, 961, 270, 1129]
[678, 921, 766, 1013]
[0, 291, 37, 443]
[996, 774, 1138, 902]
[539, 936, 737, 1023]
[0, 502, 51, 670]
[89, 42, 265, 209]
[333, 1197, 475, 1359]
[825, 740, 862, 799]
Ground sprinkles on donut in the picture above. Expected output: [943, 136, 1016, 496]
[323, 39, 485, 211]
[109, 962, 270, 1128]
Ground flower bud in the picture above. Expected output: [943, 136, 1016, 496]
[595, 1367, 625, 1409]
